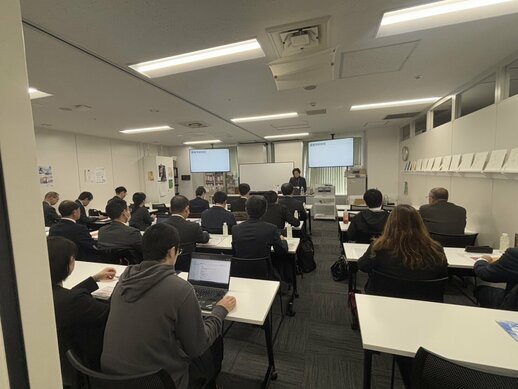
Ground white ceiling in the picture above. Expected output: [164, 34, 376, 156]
[20, 0, 518, 146]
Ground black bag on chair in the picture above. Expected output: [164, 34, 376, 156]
[331, 255, 348, 281]
[296, 236, 316, 273]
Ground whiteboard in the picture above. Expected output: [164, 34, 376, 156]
[239, 162, 295, 191]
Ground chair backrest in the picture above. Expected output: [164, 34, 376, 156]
[350, 205, 369, 211]
[369, 270, 448, 303]
[382, 204, 395, 212]
[230, 256, 274, 280]
[232, 211, 248, 222]
[350, 230, 382, 244]
[66, 350, 176, 389]
[152, 204, 169, 214]
[188, 212, 202, 219]
[429, 232, 478, 248]
[412, 347, 518, 389]
[98, 248, 142, 265]
[175, 249, 193, 272]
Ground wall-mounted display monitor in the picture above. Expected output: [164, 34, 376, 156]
[308, 138, 354, 168]
[189, 149, 230, 173]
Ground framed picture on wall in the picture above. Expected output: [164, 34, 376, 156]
[158, 164, 167, 182]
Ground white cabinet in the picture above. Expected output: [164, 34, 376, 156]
[313, 185, 336, 220]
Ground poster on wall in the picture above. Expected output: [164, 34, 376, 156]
[158, 164, 167, 182]
[38, 165, 54, 186]
[167, 166, 173, 178]
[168, 179, 174, 189]
[147, 171, 155, 181]
[95, 167, 106, 184]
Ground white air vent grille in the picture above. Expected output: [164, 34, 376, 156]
[306, 109, 327, 116]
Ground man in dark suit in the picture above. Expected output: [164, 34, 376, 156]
[97, 199, 143, 257]
[347, 189, 389, 243]
[419, 187, 466, 234]
[189, 186, 210, 214]
[279, 183, 307, 221]
[49, 200, 100, 260]
[75, 191, 96, 225]
[474, 248, 518, 310]
[201, 191, 236, 234]
[261, 191, 300, 230]
[43, 191, 61, 227]
[107, 186, 127, 208]
[229, 183, 250, 212]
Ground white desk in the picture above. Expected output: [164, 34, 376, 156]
[339, 221, 350, 232]
[336, 210, 360, 218]
[357, 294, 518, 388]
[197, 235, 300, 255]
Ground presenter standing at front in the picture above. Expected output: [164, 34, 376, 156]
[289, 168, 307, 195]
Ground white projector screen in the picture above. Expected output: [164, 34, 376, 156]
[239, 162, 294, 191]
[189, 149, 230, 173]
[308, 138, 354, 167]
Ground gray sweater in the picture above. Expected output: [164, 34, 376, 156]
[101, 261, 227, 389]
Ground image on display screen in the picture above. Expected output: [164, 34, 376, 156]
[308, 138, 354, 168]
[188, 258, 231, 285]
[189, 149, 230, 173]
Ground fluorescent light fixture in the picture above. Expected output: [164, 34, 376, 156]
[183, 140, 222, 145]
[120, 125, 173, 134]
[264, 132, 310, 139]
[231, 112, 299, 123]
[28, 87, 52, 99]
[130, 39, 265, 78]
[377, 0, 518, 37]
[350, 97, 440, 111]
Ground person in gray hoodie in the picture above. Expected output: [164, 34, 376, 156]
[101, 223, 236, 389]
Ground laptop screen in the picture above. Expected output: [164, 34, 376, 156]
[188, 255, 231, 288]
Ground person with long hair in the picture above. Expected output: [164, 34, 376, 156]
[129, 192, 155, 231]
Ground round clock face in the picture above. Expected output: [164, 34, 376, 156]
[402, 146, 409, 161]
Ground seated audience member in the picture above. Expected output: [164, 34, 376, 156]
[107, 186, 127, 207]
[101, 223, 236, 389]
[279, 183, 307, 221]
[47, 236, 116, 387]
[189, 186, 210, 214]
[346, 189, 389, 243]
[43, 191, 61, 227]
[230, 183, 250, 212]
[261, 190, 300, 230]
[165, 195, 209, 253]
[201, 191, 236, 234]
[129, 192, 154, 231]
[419, 187, 466, 235]
[97, 199, 143, 256]
[473, 248, 518, 310]
[75, 191, 95, 225]
[49, 200, 100, 260]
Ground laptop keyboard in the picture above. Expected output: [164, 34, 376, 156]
[195, 286, 226, 306]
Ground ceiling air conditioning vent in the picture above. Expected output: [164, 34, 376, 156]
[306, 109, 327, 116]
[383, 112, 420, 120]
[178, 121, 208, 129]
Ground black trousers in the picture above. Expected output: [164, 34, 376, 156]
[188, 336, 224, 388]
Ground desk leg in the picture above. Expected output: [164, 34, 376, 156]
[348, 262, 358, 294]
[363, 350, 373, 389]
[308, 209, 312, 235]
[287, 253, 298, 317]
[262, 311, 277, 388]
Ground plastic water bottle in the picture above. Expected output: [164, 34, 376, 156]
[500, 233, 509, 251]
[287, 224, 293, 239]
[300, 187, 305, 195]
[222, 222, 228, 236]
[294, 210, 299, 219]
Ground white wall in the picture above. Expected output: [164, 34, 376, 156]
[273, 141, 303, 172]
[169, 145, 202, 200]
[237, 143, 267, 165]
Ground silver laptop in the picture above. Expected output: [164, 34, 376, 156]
[188, 253, 231, 311]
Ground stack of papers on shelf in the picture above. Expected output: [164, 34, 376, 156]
[449, 154, 461, 171]
[484, 150, 507, 173]
[503, 148, 518, 173]
[441, 155, 452, 171]
[458, 153, 474, 171]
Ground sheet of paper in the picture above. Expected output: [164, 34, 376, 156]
[484, 149, 507, 172]
[458, 153, 474, 171]
[432, 156, 442, 171]
[416, 159, 423, 171]
[441, 155, 452, 171]
[469, 152, 488, 171]
[504, 148, 518, 172]
[449, 154, 461, 171]
[497, 320, 518, 343]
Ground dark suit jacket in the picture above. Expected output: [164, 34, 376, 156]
[201, 206, 236, 234]
[52, 277, 108, 386]
[474, 248, 518, 293]
[49, 219, 99, 260]
[43, 201, 61, 227]
[289, 176, 307, 194]
[97, 221, 143, 255]
[232, 218, 288, 259]
[165, 215, 210, 253]
[278, 196, 307, 221]
[75, 199, 95, 225]
[129, 207, 153, 231]
[419, 201, 466, 235]
[189, 197, 210, 214]
[261, 203, 300, 230]
[106, 196, 121, 209]
[229, 197, 247, 212]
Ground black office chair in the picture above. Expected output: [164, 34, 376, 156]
[232, 211, 248, 222]
[66, 350, 176, 389]
[350, 205, 368, 211]
[155, 214, 171, 224]
[98, 248, 142, 265]
[429, 232, 478, 248]
[175, 245, 194, 272]
[188, 212, 202, 219]
[411, 347, 518, 389]
[382, 204, 396, 212]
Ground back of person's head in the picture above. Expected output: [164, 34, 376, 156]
[213, 191, 227, 204]
[263, 190, 278, 204]
[246, 196, 267, 218]
[58, 200, 79, 217]
[106, 198, 128, 220]
[115, 186, 127, 195]
[373, 205, 446, 270]
[429, 187, 449, 202]
[44, 191, 59, 201]
[195, 186, 206, 197]
[142, 223, 180, 261]
[78, 191, 93, 201]
[170, 195, 189, 214]
[47, 236, 77, 285]
[281, 183, 294, 196]
[363, 189, 383, 208]
[132, 192, 146, 209]
[239, 183, 250, 196]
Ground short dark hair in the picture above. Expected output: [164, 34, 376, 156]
[430, 187, 449, 201]
[263, 190, 278, 204]
[106, 199, 128, 220]
[239, 183, 250, 196]
[115, 186, 127, 195]
[213, 191, 227, 204]
[142, 223, 180, 262]
[292, 168, 301, 175]
[58, 200, 79, 217]
[78, 191, 93, 201]
[281, 183, 294, 196]
[170, 195, 189, 214]
[132, 192, 146, 209]
[363, 189, 383, 208]
[44, 191, 59, 200]
[47, 236, 77, 285]
[195, 186, 206, 197]
[246, 196, 267, 218]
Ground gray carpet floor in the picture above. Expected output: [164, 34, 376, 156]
[217, 220, 476, 389]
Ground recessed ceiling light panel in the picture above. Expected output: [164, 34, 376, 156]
[264, 132, 309, 139]
[350, 97, 440, 111]
[231, 112, 299, 123]
[183, 140, 222, 145]
[120, 125, 173, 134]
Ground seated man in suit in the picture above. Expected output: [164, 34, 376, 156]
[189, 186, 210, 215]
[49, 200, 100, 260]
[419, 187, 466, 235]
[107, 186, 127, 207]
[347, 189, 389, 243]
[261, 191, 300, 230]
[279, 183, 307, 221]
[229, 183, 250, 212]
[75, 191, 97, 225]
[473, 248, 518, 310]
[201, 191, 236, 234]
[97, 199, 143, 257]
[43, 191, 61, 227]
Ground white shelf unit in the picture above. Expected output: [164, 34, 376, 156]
[313, 185, 336, 220]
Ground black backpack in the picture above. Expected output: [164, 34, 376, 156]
[296, 236, 316, 273]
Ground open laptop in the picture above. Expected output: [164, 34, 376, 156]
[188, 253, 232, 311]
